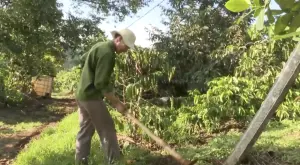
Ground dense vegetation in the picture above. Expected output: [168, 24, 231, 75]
[13, 112, 300, 165]
[53, 0, 300, 138]
[1, 0, 300, 134]
[1, 0, 300, 164]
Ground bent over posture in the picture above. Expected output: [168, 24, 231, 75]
[75, 29, 136, 165]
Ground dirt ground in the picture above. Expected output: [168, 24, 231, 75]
[0, 97, 77, 165]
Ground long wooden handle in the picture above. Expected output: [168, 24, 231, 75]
[125, 113, 191, 165]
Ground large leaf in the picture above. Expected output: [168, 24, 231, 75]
[275, 0, 295, 11]
[288, 13, 300, 33]
[291, 1, 300, 12]
[273, 31, 300, 40]
[271, 10, 284, 15]
[254, 0, 262, 6]
[225, 0, 251, 12]
[266, 7, 275, 23]
[274, 13, 293, 34]
[256, 8, 265, 30]
[254, 7, 262, 17]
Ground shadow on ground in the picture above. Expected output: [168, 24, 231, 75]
[0, 98, 76, 125]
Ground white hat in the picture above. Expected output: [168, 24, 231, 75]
[110, 28, 136, 49]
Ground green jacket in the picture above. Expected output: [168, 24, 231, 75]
[75, 40, 116, 100]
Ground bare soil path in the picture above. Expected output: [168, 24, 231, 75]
[0, 97, 77, 165]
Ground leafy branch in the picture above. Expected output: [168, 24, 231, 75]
[225, 0, 300, 40]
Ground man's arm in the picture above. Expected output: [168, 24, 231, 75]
[94, 52, 115, 96]
[80, 52, 88, 68]
[94, 53, 125, 111]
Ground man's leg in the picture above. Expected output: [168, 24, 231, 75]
[75, 101, 96, 164]
[78, 99, 122, 164]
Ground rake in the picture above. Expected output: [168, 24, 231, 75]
[125, 112, 198, 165]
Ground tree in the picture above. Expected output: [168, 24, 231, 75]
[0, 0, 64, 94]
[148, 0, 251, 95]
[0, 0, 153, 105]
[71, 0, 154, 21]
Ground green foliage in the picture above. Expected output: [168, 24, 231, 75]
[72, 0, 153, 21]
[60, 14, 107, 57]
[0, 57, 7, 103]
[224, 0, 300, 39]
[177, 33, 298, 132]
[149, 1, 250, 93]
[274, 12, 294, 34]
[0, 56, 25, 105]
[114, 24, 299, 138]
[277, 87, 300, 120]
[225, 0, 251, 12]
[189, 77, 267, 130]
[0, 0, 140, 105]
[114, 46, 172, 100]
[275, 0, 296, 11]
[234, 32, 296, 78]
[4, 1, 300, 162]
[0, 0, 63, 104]
[50, 0, 300, 139]
[54, 66, 82, 93]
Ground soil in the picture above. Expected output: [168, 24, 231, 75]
[0, 97, 77, 165]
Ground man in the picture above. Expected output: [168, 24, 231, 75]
[75, 28, 136, 165]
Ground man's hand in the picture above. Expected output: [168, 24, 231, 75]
[103, 92, 128, 115]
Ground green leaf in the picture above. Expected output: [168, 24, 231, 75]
[268, 24, 274, 36]
[256, 8, 265, 30]
[271, 10, 284, 15]
[254, 0, 261, 6]
[266, 8, 275, 23]
[288, 13, 300, 33]
[225, 0, 252, 12]
[125, 83, 136, 99]
[292, 36, 300, 42]
[275, 0, 295, 10]
[274, 13, 293, 34]
[254, 7, 262, 17]
[291, 1, 300, 11]
[273, 31, 300, 40]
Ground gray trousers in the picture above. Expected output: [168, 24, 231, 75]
[75, 99, 122, 164]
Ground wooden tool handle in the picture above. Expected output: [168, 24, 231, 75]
[125, 113, 192, 165]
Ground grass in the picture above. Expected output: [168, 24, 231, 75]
[12, 112, 80, 165]
[0, 109, 45, 136]
[12, 111, 130, 165]
[12, 108, 300, 165]
[0, 97, 74, 136]
[0, 121, 42, 135]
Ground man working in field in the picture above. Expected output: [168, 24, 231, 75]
[75, 29, 136, 165]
